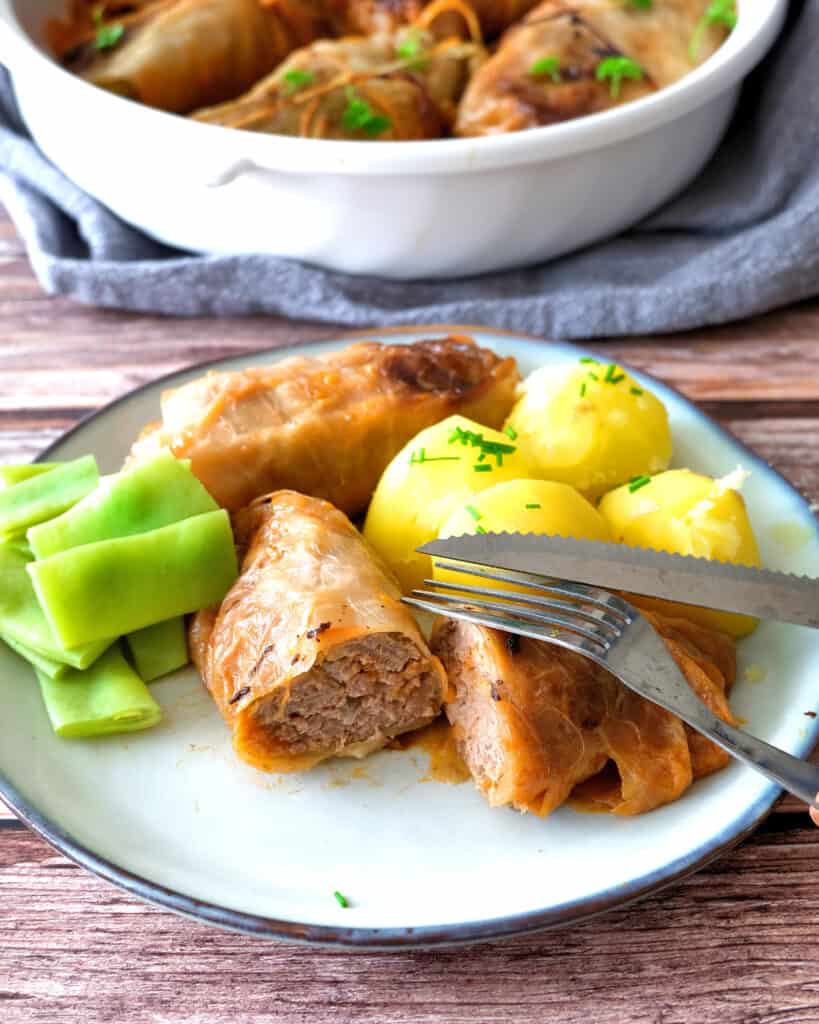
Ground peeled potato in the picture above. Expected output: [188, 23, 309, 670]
[363, 415, 534, 593]
[435, 479, 611, 592]
[505, 361, 672, 500]
[599, 468, 761, 638]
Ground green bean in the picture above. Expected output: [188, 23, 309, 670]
[29, 451, 217, 559]
[0, 539, 112, 668]
[1, 632, 72, 680]
[29, 510, 238, 648]
[0, 455, 98, 536]
[127, 617, 189, 682]
[36, 644, 162, 738]
[0, 464, 59, 489]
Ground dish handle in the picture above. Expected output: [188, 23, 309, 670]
[205, 158, 268, 189]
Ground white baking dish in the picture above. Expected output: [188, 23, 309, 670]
[0, 1, 787, 279]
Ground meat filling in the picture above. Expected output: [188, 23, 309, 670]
[252, 633, 442, 754]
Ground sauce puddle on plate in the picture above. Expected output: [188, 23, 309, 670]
[391, 717, 471, 785]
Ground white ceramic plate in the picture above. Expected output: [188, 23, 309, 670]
[2, 327, 818, 948]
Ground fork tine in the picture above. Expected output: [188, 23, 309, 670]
[402, 595, 609, 656]
[430, 559, 633, 622]
[407, 590, 614, 649]
[420, 578, 623, 634]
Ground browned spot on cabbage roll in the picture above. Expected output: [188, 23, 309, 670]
[455, 0, 727, 137]
[190, 490, 448, 772]
[54, 0, 330, 115]
[130, 337, 520, 515]
[324, 0, 542, 38]
[192, 26, 484, 137]
[431, 610, 737, 817]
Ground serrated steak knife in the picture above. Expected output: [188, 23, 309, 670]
[420, 533, 819, 628]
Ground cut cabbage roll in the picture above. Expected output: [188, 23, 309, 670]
[431, 610, 736, 816]
[456, 0, 728, 136]
[324, 0, 541, 39]
[54, 0, 329, 115]
[130, 337, 519, 515]
[190, 490, 448, 772]
[193, 25, 485, 137]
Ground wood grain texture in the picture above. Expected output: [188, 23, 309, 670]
[3, 822, 819, 1024]
[1, 204, 818, 1022]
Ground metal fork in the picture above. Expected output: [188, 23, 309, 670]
[404, 560, 819, 810]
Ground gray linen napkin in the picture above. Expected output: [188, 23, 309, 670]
[0, 0, 817, 338]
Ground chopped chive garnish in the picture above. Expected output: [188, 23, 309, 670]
[525, 503, 541, 509]
[282, 68, 316, 95]
[596, 56, 644, 99]
[628, 475, 652, 493]
[476, 525, 488, 534]
[342, 88, 391, 137]
[626, 0, 652, 7]
[474, 464, 492, 473]
[529, 56, 561, 82]
[579, 381, 587, 398]
[604, 363, 618, 382]
[465, 504, 483, 522]
[333, 890, 349, 908]
[587, 371, 599, 381]
[448, 426, 516, 467]
[504, 425, 518, 440]
[690, 0, 737, 61]
[609, 373, 626, 385]
[409, 448, 460, 465]
[580, 357, 598, 364]
[94, 21, 124, 49]
[630, 386, 644, 396]
[397, 30, 429, 69]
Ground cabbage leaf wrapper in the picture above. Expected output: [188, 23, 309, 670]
[190, 490, 448, 772]
[193, 23, 485, 137]
[456, 0, 728, 137]
[52, 0, 330, 114]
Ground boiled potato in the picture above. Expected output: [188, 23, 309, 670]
[505, 361, 672, 500]
[435, 479, 611, 592]
[599, 468, 761, 637]
[363, 415, 534, 593]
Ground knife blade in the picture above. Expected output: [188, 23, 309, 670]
[419, 533, 819, 629]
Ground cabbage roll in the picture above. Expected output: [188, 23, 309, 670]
[193, 26, 485, 137]
[55, 0, 329, 115]
[456, 0, 729, 136]
[431, 610, 736, 816]
[324, 0, 541, 39]
[190, 490, 448, 772]
[130, 337, 519, 515]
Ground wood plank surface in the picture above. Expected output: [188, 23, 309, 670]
[1, 204, 818, 1023]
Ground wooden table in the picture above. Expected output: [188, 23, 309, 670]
[1, 205, 818, 1024]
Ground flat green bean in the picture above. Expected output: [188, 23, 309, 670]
[37, 644, 162, 738]
[0, 455, 98, 537]
[0, 464, 59, 489]
[127, 617, 189, 682]
[0, 539, 112, 668]
[1, 631, 72, 680]
[29, 451, 217, 559]
[29, 510, 238, 648]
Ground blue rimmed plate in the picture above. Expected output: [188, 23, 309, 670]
[1, 327, 818, 947]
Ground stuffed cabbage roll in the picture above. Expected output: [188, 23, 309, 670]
[456, 0, 729, 136]
[55, 0, 329, 115]
[190, 490, 448, 772]
[324, 0, 541, 39]
[193, 25, 485, 137]
[431, 610, 736, 816]
[130, 337, 519, 515]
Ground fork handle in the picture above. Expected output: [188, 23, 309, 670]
[685, 710, 819, 809]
